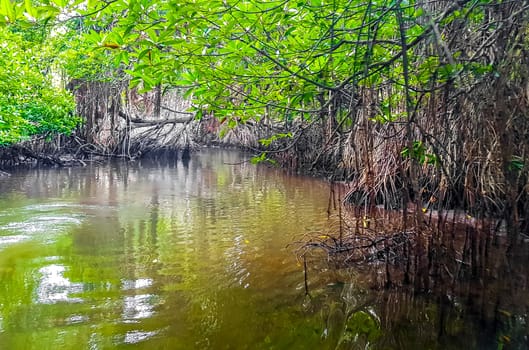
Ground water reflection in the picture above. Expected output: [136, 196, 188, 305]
[2, 215, 82, 232]
[36, 264, 84, 304]
[0, 234, 30, 245]
[122, 330, 160, 344]
[0, 149, 333, 349]
[122, 294, 158, 322]
[121, 278, 153, 291]
[0, 149, 526, 349]
[66, 314, 87, 325]
[225, 234, 251, 288]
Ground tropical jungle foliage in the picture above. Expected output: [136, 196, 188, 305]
[1, 3, 528, 347]
[0, 23, 79, 145]
[1, 0, 528, 233]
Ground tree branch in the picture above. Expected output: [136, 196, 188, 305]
[118, 111, 193, 126]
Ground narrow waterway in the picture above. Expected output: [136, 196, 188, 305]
[0, 149, 527, 349]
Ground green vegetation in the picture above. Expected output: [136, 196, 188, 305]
[0, 24, 79, 145]
[60, 0, 437, 122]
[0, 1, 528, 230]
[0, 2, 528, 347]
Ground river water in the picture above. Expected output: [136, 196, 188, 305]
[0, 149, 527, 349]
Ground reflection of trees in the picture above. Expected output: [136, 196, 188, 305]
[0, 242, 42, 332]
[2, 154, 355, 348]
[0, 161, 165, 347]
[302, 251, 529, 350]
[0, 149, 338, 348]
[299, 179, 529, 349]
[373, 282, 529, 350]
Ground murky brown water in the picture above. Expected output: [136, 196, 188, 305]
[0, 149, 527, 349]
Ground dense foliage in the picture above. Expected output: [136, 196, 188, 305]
[80, 0, 426, 121]
[0, 24, 79, 145]
[0, 4, 528, 348]
[74, 1, 502, 124]
[1, 0, 528, 230]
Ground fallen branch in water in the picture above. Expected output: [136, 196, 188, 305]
[118, 111, 194, 126]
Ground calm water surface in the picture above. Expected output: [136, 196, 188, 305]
[0, 149, 527, 349]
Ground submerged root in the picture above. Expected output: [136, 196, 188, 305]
[295, 203, 513, 293]
[297, 230, 414, 266]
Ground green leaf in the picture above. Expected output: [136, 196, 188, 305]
[250, 152, 267, 164]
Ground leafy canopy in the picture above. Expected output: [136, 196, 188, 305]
[0, 0, 497, 146]
[0, 25, 79, 145]
[72, 0, 483, 123]
[78, 0, 422, 121]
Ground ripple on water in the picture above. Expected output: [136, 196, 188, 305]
[36, 264, 84, 304]
[0, 205, 84, 248]
[122, 330, 160, 345]
[0, 234, 30, 246]
[0, 201, 117, 235]
[1, 216, 83, 233]
[22, 203, 117, 212]
[66, 314, 88, 325]
[122, 294, 159, 322]
[121, 278, 153, 291]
